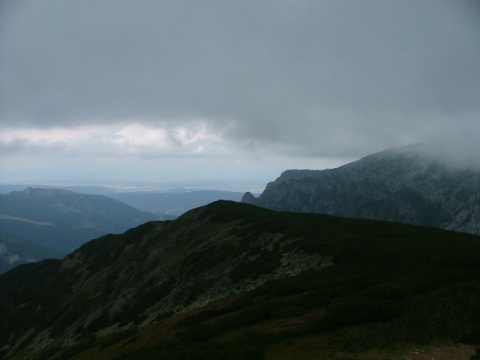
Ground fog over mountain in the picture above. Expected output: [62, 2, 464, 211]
[243, 144, 480, 235]
[1, 0, 479, 186]
[2, 3, 480, 358]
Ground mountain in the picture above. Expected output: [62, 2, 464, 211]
[110, 189, 245, 216]
[243, 144, 480, 235]
[0, 201, 479, 359]
[0, 231, 62, 273]
[0, 185, 119, 196]
[0, 188, 157, 256]
[0, 186, 245, 218]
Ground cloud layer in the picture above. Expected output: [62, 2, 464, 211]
[1, 0, 479, 184]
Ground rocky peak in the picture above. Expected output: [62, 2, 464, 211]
[242, 145, 480, 234]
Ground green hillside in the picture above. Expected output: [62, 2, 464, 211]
[0, 201, 479, 359]
[0, 231, 62, 273]
[0, 187, 157, 254]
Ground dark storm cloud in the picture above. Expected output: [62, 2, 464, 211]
[1, 0, 479, 158]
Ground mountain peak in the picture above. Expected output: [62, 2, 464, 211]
[243, 145, 480, 234]
[241, 191, 257, 205]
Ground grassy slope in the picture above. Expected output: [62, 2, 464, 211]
[41, 201, 480, 360]
[0, 201, 478, 359]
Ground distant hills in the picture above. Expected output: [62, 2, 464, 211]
[0, 200, 479, 359]
[110, 189, 245, 216]
[0, 185, 246, 217]
[0, 231, 62, 273]
[243, 144, 480, 235]
[0, 184, 119, 196]
[0, 188, 157, 258]
[0, 186, 247, 272]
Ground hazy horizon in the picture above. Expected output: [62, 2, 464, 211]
[0, 178, 268, 194]
[1, 1, 479, 187]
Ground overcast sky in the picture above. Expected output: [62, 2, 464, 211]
[1, 0, 479, 190]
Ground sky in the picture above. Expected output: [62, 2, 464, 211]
[1, 0, 479, 191]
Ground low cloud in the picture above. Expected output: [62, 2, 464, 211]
[0, 0, 479, 183]
[0, 121, 237, 159]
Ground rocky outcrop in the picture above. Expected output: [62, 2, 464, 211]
[244, 144, 480, 235]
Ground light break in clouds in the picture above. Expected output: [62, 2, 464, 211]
[0, 0, 479, 187]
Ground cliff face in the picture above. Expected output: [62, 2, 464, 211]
[243, 145, 480, 235]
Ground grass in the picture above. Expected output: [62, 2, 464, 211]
[2, 201, 480, 359]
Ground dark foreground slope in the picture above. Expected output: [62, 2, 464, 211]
[0, 201, 479, 359]
[243, 144, 480, 235]
[0, 188, 157, 255]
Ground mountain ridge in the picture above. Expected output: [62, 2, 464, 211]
[0, 187, 157, 259]
[243, 144, 480, 234]
[1, 200, 479, 359]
